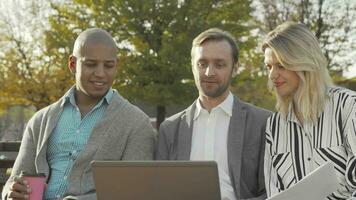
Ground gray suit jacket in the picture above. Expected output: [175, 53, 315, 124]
[156, 95, 271, 200]
[2, 89, 156, 200]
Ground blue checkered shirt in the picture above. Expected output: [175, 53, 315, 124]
[44, 87, 113, 200]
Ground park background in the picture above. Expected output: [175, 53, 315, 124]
[0, 0, 355, 140]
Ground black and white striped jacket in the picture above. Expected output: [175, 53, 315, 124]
[265, 87, 356, 199]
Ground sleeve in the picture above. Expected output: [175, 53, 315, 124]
[245, 143, 268, 200]
[121, 116, 157, 160]
[253, 116, 268, 200]
[1, 116, 38, 200]
[264, 117, 279, 198]
[345, 101, 356, 199]
[243, 110, 270, 200]
[155, 121, 170, 160]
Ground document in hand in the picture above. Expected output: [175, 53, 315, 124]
[268, 162, 339, 200]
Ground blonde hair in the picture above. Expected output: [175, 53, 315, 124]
[262, 22, 333, 123]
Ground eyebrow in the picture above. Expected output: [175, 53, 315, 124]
[197, 58, 227, 62]
[81, 58, 116, 63]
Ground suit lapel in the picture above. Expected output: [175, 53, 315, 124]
[177, 102, 196, 160]
[227, 95, 246, 198]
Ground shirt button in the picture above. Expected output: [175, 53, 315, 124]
[307, 157, 311, 161]
[76, 129, 80, 133]
[56, 195, 60, 199]
[63, 176, 67, 180]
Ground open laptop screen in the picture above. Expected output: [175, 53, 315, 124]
[91, 160, 221, 200]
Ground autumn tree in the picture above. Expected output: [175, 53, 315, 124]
[0, 1, 72, 111]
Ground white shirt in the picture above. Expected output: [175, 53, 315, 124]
[190, 92, 236, 200]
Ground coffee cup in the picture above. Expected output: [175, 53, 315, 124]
[20, 171, 46, 200]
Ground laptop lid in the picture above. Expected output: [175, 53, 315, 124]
[91, 160, 221, 200]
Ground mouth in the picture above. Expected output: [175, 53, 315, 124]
[273, 82, 284, 88]
[201, 79, 218, 84]
[90, 81, 106, 87]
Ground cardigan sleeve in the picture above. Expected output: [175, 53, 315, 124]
[121, 116, 156, 160]
[1, 115, 38, 200]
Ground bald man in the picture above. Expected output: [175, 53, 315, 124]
[2, 28, 156, 200]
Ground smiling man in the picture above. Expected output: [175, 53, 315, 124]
[156, 28, 271, 200]
[2, 28, 156, 200]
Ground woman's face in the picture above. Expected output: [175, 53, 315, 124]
[264, 47, 300, 97]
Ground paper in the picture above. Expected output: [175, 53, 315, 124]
[268, 162, 339, 200]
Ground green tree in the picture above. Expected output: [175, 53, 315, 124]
[48, 0, 261, 128]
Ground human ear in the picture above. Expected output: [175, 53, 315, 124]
[68, 55, 77, 74]
[232, 63, 239, 77]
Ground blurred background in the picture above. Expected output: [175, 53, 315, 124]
[0, 0, 355, 140]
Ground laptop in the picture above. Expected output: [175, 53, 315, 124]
[91, 160, 221, 200]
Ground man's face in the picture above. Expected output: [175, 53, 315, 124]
[69, 43, 118, 102]
[192, 40, 237, 98]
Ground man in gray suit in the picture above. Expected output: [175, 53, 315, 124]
[156, 28, 271, 200]
[3, 28, 156, 200]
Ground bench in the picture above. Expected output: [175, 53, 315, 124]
[0, 141, 21, 192]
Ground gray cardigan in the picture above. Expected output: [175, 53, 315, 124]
[2, 90, 156, 200]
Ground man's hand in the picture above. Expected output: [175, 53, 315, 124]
[7, 176, 31, 200]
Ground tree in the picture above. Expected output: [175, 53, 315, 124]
[0, 1, 72, 111]
[47, 0, 260, 128]
[253, 0, 356, 76]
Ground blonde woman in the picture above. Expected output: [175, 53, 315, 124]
[263, 21, 356, 199]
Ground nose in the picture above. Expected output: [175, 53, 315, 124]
[94, 64, 105, 77]
[204, 65, 215, 77]
[269, 66, 279, 80]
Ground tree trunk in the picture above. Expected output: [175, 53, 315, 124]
[156, 105, 166, 130]
[315, 0, 324, 39]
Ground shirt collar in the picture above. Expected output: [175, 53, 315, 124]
[218, 92, 233, 117]
[61, 86, 114, 108]
[194, 92, 233, 120]
[194, 99, 204, 120]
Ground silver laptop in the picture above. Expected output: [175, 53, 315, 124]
[91, 160, 221, 200]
